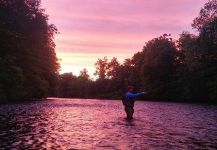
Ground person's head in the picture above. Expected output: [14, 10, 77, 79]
[127, 85, 135, 92]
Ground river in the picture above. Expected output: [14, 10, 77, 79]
[0, 98, 217, 150]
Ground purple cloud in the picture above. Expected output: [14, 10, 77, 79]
[41, 0, 207, 74]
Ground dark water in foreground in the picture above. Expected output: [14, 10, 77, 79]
[0, 99, 217, 150]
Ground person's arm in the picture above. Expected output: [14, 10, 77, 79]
[126, 92, 144, 99]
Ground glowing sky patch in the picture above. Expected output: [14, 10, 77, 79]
[41, 0, 207, 76]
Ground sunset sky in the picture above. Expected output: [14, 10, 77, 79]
[41, 0, 206, 77]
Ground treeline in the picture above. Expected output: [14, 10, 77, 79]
[58, 0, 217, 103]
[0, 0, 59, 103]
[58, 59, 128, 99]
[1, 0, 216, 104]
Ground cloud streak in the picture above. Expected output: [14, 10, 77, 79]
[41, 0, 207, 76]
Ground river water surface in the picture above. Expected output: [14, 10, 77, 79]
[0, 98, 217, 150]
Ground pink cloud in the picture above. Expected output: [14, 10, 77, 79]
[41, 0, 207, 74]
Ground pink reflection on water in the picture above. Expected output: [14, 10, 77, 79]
[0, 98, 217, 149]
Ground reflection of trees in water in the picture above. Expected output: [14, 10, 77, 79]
[0, 99, 217, 149]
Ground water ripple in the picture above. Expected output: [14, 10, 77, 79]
[0, 99, 217, 149]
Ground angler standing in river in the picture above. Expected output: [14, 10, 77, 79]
[122, 85, 145, 120]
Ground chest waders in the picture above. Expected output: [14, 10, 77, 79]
[122, 96, 135, 120]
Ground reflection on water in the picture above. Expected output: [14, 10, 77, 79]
[0, 98, 217, 149]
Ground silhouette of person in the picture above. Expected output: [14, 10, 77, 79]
[122, 85, 145, 120]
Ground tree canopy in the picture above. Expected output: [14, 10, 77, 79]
[0, 0, 59, 102]
[192, 0, 217, 31]
[58, 0, 217, 104]
[1, 0, 217, 104]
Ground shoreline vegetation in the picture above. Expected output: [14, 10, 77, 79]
[1, 0, 217, 104]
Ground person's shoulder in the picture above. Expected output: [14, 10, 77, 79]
[125, 92, 131, 95]
[126, 92, 134, 97]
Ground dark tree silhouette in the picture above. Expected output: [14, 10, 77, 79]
[192, 0, 217, 31]
[0, 0, 59, 102]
